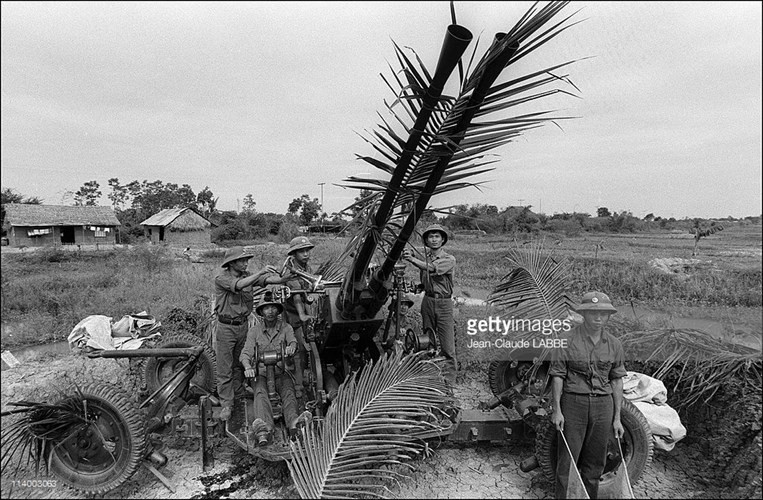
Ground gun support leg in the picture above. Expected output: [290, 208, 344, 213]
[199, 395, 214, 471]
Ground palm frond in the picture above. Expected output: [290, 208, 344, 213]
[1, 387, 89, 477]
[341, 1, 580, 239]
[618, 328, 762, 409]
[287, 351, 453, 499]
[487, 239, 574, 330]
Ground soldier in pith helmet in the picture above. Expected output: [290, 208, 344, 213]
[548, 291, 626, 499]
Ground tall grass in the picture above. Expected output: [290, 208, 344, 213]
[1, 231, 760, 349]
[0, 239, 354, 349]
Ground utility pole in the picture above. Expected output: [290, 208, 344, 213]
[318, 182, 326, 232]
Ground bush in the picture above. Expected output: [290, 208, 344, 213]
[545, 218, 583, 237]
[277, 220, 299, 243]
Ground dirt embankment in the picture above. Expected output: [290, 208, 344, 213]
[4, 349, 759, 499]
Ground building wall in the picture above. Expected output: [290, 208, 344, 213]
[9, 226, 117, 247]
[144, 225, 210, 246]
[166, 229, 211, 246]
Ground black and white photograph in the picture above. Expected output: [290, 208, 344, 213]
[1, 2, 761, 499]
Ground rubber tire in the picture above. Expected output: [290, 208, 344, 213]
[488, 360, 534, 398]
[49, 382, 147, 495]
[144, 332, 217, 399]
[535, 399, 653, 490]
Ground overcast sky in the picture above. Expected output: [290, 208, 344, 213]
[2, 1, 761, 219]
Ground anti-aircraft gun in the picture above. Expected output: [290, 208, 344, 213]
[2, 3, 652, 497]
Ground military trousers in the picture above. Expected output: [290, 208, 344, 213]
[555, 392, 614, 499]
[215, 321, 248, 408]
[252, 373, 298, 432]
[421, 295, 456, 384]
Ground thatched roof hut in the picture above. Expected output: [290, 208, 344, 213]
[140, 207, 215, 245]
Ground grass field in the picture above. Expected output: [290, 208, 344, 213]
[1, 223, 760, 351]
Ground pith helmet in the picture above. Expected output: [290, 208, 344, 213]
[221, 246, 252, 268]
[287, 236, 315, 255]
[255, 290, 284, 316]
[397, 293, 415, 307]
[574, 291, 617, 314]
[422, 224, 448, 246]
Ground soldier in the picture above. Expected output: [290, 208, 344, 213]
[240, 292, 311, 445]
[402, 224, 457, 385]
[280, 236, 317, 399]
[549, 291, 627, 499]
[376, 293, 419, 355]
[213, 246, 290, 421]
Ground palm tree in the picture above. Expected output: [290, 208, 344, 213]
[689, 219, 724, 256]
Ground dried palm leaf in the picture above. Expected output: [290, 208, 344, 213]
[618, 328, 762, 408]
[287, 351, 453, 499]
[1, 386, 89, 477]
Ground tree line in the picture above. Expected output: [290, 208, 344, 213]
[2, 184, 758, 245]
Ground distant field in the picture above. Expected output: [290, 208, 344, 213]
[1, 224, 760, 350]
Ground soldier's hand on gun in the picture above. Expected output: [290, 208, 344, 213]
[402, 249, 412, 260]
[244, 367, 256, 379]
[285, 343, 296, 357]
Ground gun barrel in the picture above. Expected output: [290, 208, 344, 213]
[340, 24, 472, 317]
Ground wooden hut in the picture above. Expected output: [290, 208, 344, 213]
[2, 204, 120, 247]
[140, 207, 214, 246]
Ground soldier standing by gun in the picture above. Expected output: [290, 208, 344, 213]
[281, 236, 316, 399]
[549, 291, 627, 499]
[214, 246, 291, 421]
[402, 224, 457, 386]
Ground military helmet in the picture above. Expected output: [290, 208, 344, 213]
[573, 291, 617, 314]
[421, 224, 449, 246]
[221, 246, 252, 268]
[397, 293, 415, 307]
[255, 290, 284, 316]
[287, 236, 315, 255]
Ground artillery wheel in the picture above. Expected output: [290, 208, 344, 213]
[488, 360, 533, 398]
[144, 332, 217, 400]
[534, 399, 653, 491]
[49, 382, 147, 495]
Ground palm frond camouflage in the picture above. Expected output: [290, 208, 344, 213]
[333, 1, 584, 316]
[287, 351, 453, 499]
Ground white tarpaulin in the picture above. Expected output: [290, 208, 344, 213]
[68, 313, 161, 352]
[623, 371, 687, 451]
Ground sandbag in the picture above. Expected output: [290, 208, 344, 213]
[632, 401, 687, 451]
[623, 371, 687, 452]
[622, 371, 668, 405]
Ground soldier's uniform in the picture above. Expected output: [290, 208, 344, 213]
[418, 224, 457, 384]
[214, 247, 270, 417]
[548, 292, 627, 499]
[280, 236, 317, 397]
[239, 295, 304, 444]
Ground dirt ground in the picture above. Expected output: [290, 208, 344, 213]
[1, 349, 737, 500]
